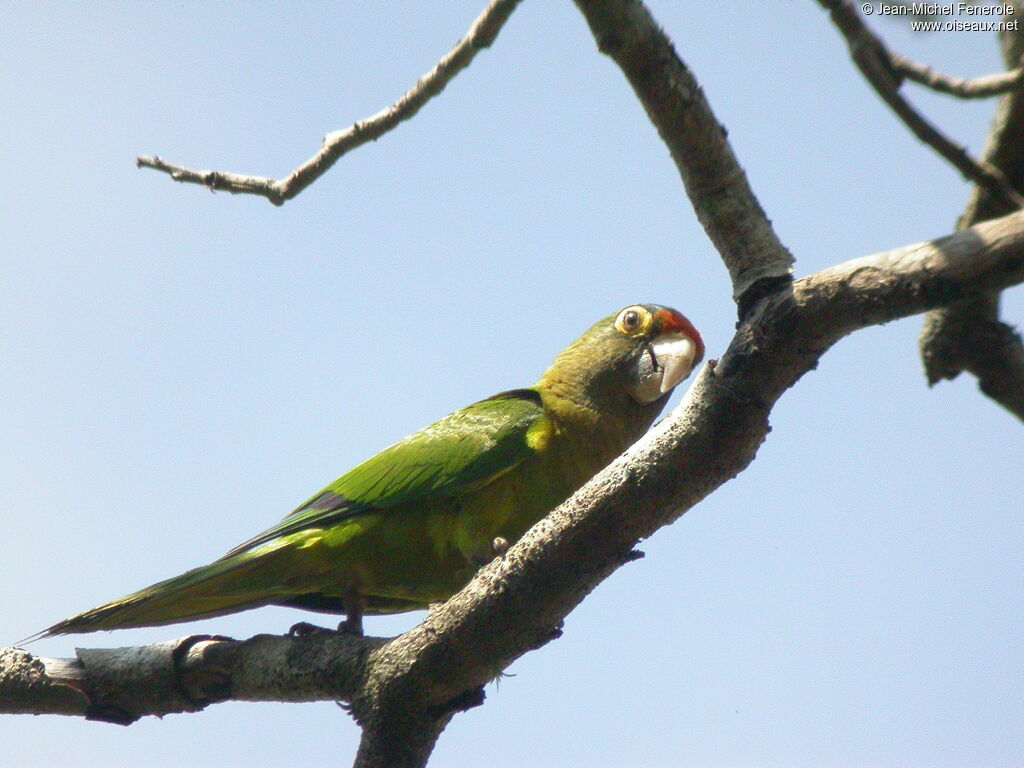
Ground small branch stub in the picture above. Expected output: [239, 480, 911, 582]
[918, 2, 1024, 420]
[891, 54, 1024, 100]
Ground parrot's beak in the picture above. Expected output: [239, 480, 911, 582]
[626, 314, 703, 405]
[651, 332, 699, 394]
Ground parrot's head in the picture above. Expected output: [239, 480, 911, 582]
[615, 304, 705, 404]
[541, 303, 704, 414]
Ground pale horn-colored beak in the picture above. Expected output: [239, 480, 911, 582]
[651, 332, 698, 394]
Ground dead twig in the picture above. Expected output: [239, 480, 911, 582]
[137, 0, 523, 205]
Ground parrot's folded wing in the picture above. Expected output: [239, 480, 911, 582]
[219, 389, 548, 559]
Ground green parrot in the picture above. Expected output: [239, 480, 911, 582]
[37, 304, 703, 638]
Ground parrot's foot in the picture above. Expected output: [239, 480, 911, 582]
[288, 621, 338, 637]
[288, 618, 364, 637]
[469, 537, 512, 570]
[337, 614, 364, 637]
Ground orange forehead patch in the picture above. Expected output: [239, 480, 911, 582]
[656, 308, 705, 366]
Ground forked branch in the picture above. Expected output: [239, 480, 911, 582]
[818, 0, 1024, 210]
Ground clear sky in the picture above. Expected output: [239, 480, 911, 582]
[2, 2, 1021, 766]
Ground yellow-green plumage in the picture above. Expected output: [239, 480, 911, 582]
[37, 304, 703, 637]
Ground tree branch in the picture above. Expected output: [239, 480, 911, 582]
[136, 0, 522, 206]
[573, 0, 795, 310]
[818, 0, 1024, 210]
[0, 634, 386, 723]
[5, 208, 1024, 767]
[920, 3, 1024, 421]
[891, 53, 1024, 99]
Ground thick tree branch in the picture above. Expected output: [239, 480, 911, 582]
[891, 53, 1024, 99]
[573, 0, 795, 309]
[920, 4, 1024, 421]
[818, 0, 1024, 210]
[136, 0, 522, 206]
[5, 209, 1024, 768]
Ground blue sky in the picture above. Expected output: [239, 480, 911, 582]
[2, 2, 1021, 766]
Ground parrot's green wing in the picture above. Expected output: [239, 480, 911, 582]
[220, 389, 548, 558]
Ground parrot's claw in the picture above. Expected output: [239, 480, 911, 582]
[288, 621, 337, 637]
[492, 536, 510, 556]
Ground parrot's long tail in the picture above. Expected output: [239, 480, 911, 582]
[30, 546, 301, 640]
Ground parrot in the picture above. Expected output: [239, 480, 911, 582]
[35, 304, 703, 638]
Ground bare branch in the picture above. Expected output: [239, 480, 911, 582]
[0, 648, 89, 718]
[818, 0, 1024, 211]
[891, 53, 1024, 99]
[0, 634, 385, 723]
[5, 208, 1023, 767]
[573, 0, 795, 310]
[134, 157, 280, 200]
[136, 0, 523, 206]
[920, 5, 1024, 419]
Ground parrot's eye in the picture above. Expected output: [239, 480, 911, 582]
[614, 306, 652, 336]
